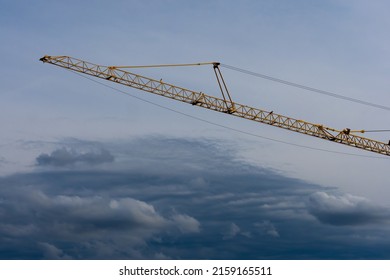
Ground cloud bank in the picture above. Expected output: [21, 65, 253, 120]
[1, 136, 390, 259]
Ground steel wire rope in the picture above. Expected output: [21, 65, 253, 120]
[220, 63, 390, 112]
[120, 61, 390, 132]
[364, 129, 390, 132]
[64, 69, 388, 159]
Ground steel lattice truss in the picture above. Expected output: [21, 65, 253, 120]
[40, 55, 390, 156]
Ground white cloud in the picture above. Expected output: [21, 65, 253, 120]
[307, 192, 390, 226]
[107, 198, 167, 228]
[309, 192, 368, 211]
[171, 214, 200, 233]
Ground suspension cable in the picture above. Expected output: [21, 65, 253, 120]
[65, 69, 388, 159]
[220, 63, 390, 112]
[109, 62, 217, 69]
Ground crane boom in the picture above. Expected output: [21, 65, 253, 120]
[40, 55, 390, 156]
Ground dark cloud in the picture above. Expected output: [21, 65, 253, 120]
[307, 192, 390, 226]
[38, 242, 72, 260]
[254, 221, 280, 237]
[36, 148, 114, 167]
[1, 136, 390, 259]
[0, 182, 199, 259]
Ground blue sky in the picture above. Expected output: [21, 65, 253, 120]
[1, 0, 390, 259]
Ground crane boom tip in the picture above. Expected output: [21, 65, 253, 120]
[39, 56, 50, 62]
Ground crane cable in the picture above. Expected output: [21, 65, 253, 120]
[220, 63, 390, 112]
[113, 61, 390, 112]
[115, 61, 390, 132]
[109, 61, 390, 123]
[65, 69, 388, 159]
[364, 129, 390, 132]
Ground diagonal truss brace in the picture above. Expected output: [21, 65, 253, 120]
[40, 55, 390, 156]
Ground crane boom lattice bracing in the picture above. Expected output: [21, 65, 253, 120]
[40, 55, 390, 156]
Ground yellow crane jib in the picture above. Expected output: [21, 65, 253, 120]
[39, 55, 390, 156]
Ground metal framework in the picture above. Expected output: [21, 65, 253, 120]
[40, 55, 390, 156]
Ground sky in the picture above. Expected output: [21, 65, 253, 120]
[1, 0, 390, 259]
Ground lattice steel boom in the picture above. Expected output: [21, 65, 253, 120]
[40, 55, 390, 156]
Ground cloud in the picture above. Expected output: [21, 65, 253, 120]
[307, 192, 390, 226]
[223, 223, 241, 240]
[36, 148, 114, 167]
[38, 242, 72, 260]
[0, 181, 200, 259]
[171, 214, 200, 234]
[254, 221, 280, 237]
[1, 136, 390, 259]
[0, 223, 37, 237]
